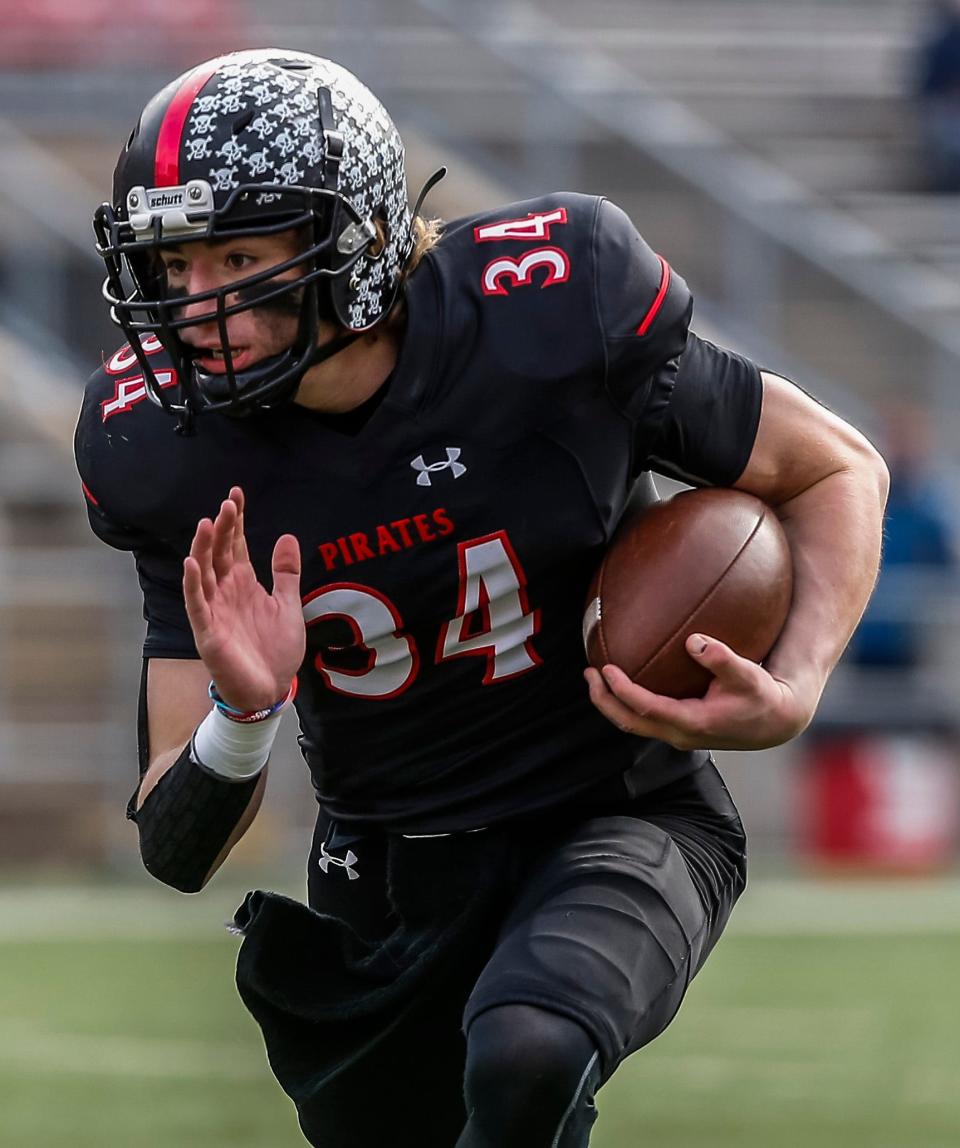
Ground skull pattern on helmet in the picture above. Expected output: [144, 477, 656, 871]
[165, 50, 410, 330]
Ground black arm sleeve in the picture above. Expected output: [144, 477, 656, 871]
[130, 742, 260, 894]
[643, 333, 763, 487]
[131, 657, 256, 895]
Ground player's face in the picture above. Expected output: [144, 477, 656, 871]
[158, 231, 305, 375]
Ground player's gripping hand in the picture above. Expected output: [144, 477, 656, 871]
[183, 486, 305, 712]
[584, 633, 812, 752]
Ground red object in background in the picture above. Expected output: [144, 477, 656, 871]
[799, 734, 960, 873]
[0, 0, 249, 68]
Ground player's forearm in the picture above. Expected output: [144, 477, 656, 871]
[762, 455, 888, 717]
[730, 372, 889, 725]
[132, 742, 267, 893]
[136, 659, 290, 891]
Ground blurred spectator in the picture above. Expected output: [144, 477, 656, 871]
[802, 405, 960, 874]
[916, 1, 960, 191]
[846, 401, 956, 670]
[0, 0, 249, 71]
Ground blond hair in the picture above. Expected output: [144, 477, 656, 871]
[405, 214, 443, 275]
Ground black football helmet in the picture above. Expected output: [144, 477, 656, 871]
[95, 49, 437, 427]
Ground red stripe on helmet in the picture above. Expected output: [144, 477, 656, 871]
[154, 61, 223, 187]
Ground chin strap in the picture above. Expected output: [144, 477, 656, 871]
[306, 329, 364, 369]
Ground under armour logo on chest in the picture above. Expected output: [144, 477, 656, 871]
[318, 844, 360, 880]
[410, 448, 467, 486]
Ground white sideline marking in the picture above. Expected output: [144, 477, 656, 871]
[0, 1025, 264, 1080]
[688, 1004, 881, 1047]
[0, 884, 294, 942]
[635, 1047, 960, 1111]
[1, 878, 960, 941]
[729, 878, 960, 935]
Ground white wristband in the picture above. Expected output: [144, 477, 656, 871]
[190, 705, 284, 781]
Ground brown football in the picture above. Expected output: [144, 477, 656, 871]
[583, 488, 793, 698]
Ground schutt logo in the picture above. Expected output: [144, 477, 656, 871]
[147, 190, 185, 209]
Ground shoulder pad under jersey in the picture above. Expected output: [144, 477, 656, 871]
[415, 192, 691, 402]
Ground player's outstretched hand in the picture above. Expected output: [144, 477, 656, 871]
[183, 486, 305, 712]
[584, 633, 813, 751]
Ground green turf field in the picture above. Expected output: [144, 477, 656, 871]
[1, 878, 959, 1148]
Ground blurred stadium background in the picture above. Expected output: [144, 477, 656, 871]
[1, 0, 960, 1144]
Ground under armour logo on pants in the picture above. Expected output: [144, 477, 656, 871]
[318, 845, 360, 880]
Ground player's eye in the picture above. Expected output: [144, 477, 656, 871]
[225, 252, 255, 272]
[162, 257, 188, 278]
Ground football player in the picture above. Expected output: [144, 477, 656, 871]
[75, 49, 888, 1148]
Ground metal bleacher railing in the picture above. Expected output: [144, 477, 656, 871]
[410, 0, 960, 426]
[0, 116, 147, 871]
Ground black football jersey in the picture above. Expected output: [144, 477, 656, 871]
[75, 194, 763, 834]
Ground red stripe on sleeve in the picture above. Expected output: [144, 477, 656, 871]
[635, 255, 671, 336]
[81, 480, 99, 507]
[154, 61, 222, 187]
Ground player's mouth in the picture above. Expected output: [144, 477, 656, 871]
[193, 346, 252, 374]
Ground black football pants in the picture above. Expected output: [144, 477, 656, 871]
[233, 761, 747, 1147]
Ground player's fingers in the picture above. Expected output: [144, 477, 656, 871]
[598, 664, 698, 727]
[211, 498, 238, 579]
[586, 666, 652, 723]
[234, 504, 250, 563]
[189, 518, 217, 600]
[685, 634, 757, 687]
[586, 669, 702, 745]
[227, 487, 250, 563]
[586, 667, 663, 734]
[183, 556, 212, 632]
[271, 534, 302, 603]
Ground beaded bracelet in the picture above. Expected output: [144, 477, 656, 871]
[208, 677, 297, 724]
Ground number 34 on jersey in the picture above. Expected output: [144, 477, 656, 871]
[302, 531, 542, 699]
[475, 207, 571, 297]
